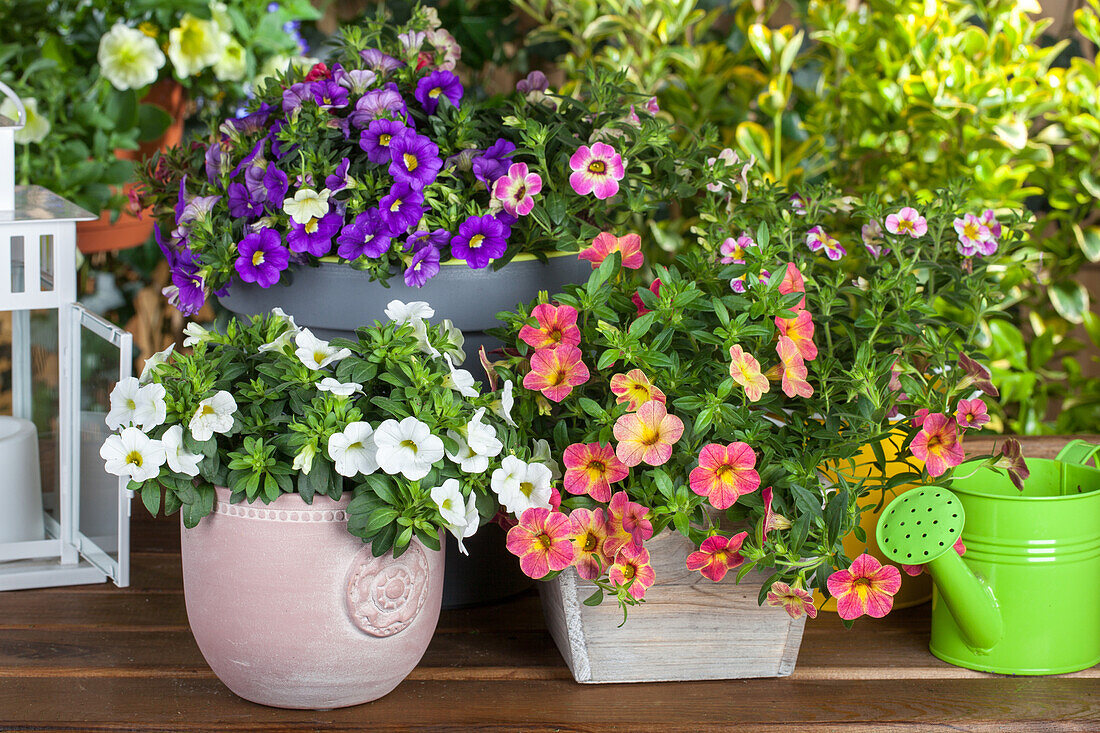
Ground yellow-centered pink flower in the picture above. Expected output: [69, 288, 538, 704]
[523, 345, 590, 403]
[609, 369, 666, 411]
[579, 231, 644, 269]
[686, 532, 747, 582]
[605, 490, 654, 556]
[910, 412, 965, 478]
[688, 442, 761, 509]
[505, 507, 575, 579]
[563, 442, 628, 502]
[775, 310, 817, 362]
[729, 344, 769, 402]
[519, 303, 581, 350]
[766, 581, 818, 620]
[568, 507, 611, 580]
[612, 400, 684, 467]
[609, 543, 656, 600]
[826, 553, 902, 620]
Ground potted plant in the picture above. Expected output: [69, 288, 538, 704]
[486, 177, 1029, 682]
[96, 307, 531, 708]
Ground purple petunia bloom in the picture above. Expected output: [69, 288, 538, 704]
[404, 243, 440, 287]
[450, 213, 509, 269]
[415, 70, 463, 115]
[155, 224, 193, 271]
[472, 138, 515, 186]
[269, 119, 297, 160]
[336, 209, 391, 260]
[360, 48, 404, 74]
[516, 70, 549, 94]
[235, 228, 290, 288]
[378, 181, 425, 237]
[311, 79, 349, 110]
[388, 133, 442, 190]
[262, 165, 289, 209]
[177, 195, 221, 230]
[360, 118, 409, 165]
[348, 83, 407, 129]
[287, 211, 343, 257]
[282, 82, 312, 114]
[325, 158, 352, 193]
[228, 183, 264, 220]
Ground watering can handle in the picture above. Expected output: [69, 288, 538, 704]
[1055, 439, 1100, 468]
[0, 80, 26, 129]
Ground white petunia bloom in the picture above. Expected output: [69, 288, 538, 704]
[168, 13, 227, 78]
[139, 344, 175, 384]
[189, 391, 237, 442]
[316, 378, 363, 397]
[161, 424, 203, 477]
[100, 427, 166, 483]
[430, 478, 466, 527]
[213, 37, 247, 82]
[446, 408, 503, 474]
[0, 97, 50, 144]
[327, 422, 379, 477]
[491, 379, 517, 427]
[283, 188, 331, 225]
[531, 438, 563, 482]
[384, 299, 435, 325]
[182, 322, 210, 348]
[294, 328, 352, 370]
[443, 353, 478, 398]
[373, 417, 445, 481]
[440, 319, 466, 364]
[106, 377, 167, 431]
[98, 22, 166, 91]
[450, 492, 480, 555]
[491, 455, 553, 515]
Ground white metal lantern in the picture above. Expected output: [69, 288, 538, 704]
[0, 81, 132, 590]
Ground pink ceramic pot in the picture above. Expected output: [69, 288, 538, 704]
[180, 487, 443, 709]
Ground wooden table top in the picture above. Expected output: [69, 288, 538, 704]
[1, 436, 1097, 731]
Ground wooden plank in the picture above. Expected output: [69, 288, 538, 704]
[966, 435, 1099, 460]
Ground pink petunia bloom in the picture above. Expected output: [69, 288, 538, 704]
[775, 310, 818, 362]
[563, 442, 628, 502]
[776, 337, 814, 398]
[568, 507, 612, 580]
[613, 400, 684, 467]
[519, 303, 581, 350]
[505, 507, 575, 579]
[778, 262, 807, 310]
[632, 278, 662, 316]
[826, 553, 902, 620]
[720, 234, 756, 264]
[766, 581, 819, 620]
[954, 213, 993, 257]
[729, 345, 769, 402]
[605, 490, 654, 556]
[955, 398, 989, 430]
[579, 231, 644, 269]
[885, 207, 928, 238]
[492, 162, 543, 217]
[790, 194, 807, 215]
[686, 532, 747, 582]
[610, 369, 666, 411]
[609, 543, 656, 600]
[688, 442, 761, 510]
[910, 412, 965, 478]
[569, 142, 625, 199]
[902, 536, 965, 576]
[522, 345, 590, 402]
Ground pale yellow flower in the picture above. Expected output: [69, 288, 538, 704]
[214, 38, 247, 82]
[98, 22, 166, 91]
[0, 97, 50, 144]
[167, 13, 227, 78]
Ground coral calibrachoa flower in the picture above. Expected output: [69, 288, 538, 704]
[689, 442, 761, 509]
[609, 543, 656, 600]
[568, 508, 611, 580]
[826, 553, 902, 620]
[760, 486, 791, 541]
[910, 412, 965, 478]
[523, 345, 590, 402]
[885, 207, 928, 238]
[569, 142, 625, 200]
[579, 232, 644, 269]
[609, 369, 666, 411]
[492, 162, 542, 217]
[563, 442, 628, 502]
[775, 310, 818, 362]
[519, 303, 581, 350]
[766, 582, 818, 620]
[632, 278, 661, 316]
[686, 532, 748, 582]
[902, 536, 966, 576]
[778, 262, 807, 310]
[955, 398, 989, 430]
[612, 400, 684, 467]
[506, 507, 575, 579]
[776, 337, 814, 399]
[605, 490, 654, 556]
[728, 345, 769, 402]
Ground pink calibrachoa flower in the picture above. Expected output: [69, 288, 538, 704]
[778, 262, 807, 310]
[579, 231, 644, 269]
[492, 162, 542, 216]
[720, 234, 756, 264]
[862, 219, 890, 258]
[609, 543, 656, 600]
[569, 142, 625, 200]
[980, 208, 1002, 239]
[761, 486, 791, 541]
[776, 337, 814, 398]
[729, 345, 769, 402]
[688, 442, 761, 510]
[958, 352, 999, 398]
[806, 226, 846, 259]
[686, 532, 747, 582]
[885, 207, 928, 238]
[505, 507, 576, 579]
[731, 269, 770, 294]
[955, 398, 989, 430]
[632, 278, 661, 316]
[910, 412, 965, 478]
[610, 369, 666, 411]
[902, 536, 966, 576]
[954, 213, 993, 257]
[568, 507, 612, 580]
[775, 310, 818, 362]
[519, 303, 581, 350]
[523, 345, 590, 403]
[613, 400, 684, 467]
[563, 442, 628, 502]
[605, 490, 654, 556]
[995, 437, 1030, 491]
[826, 553, 902, 620]
[912, 408, 930, 429]
[766, 581, 818, 620]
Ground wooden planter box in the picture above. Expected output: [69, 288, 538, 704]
[539, 531, 807, 683]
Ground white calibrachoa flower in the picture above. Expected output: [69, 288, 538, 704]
[292, 443, 317, 474]
[258, 307, 300, 353]
[491, 455, 553, 515]
[106, 377, 167, 431]
[384, 299, 434, 324]
[161, 425, 202, 477]
[139, 344, 175, 383]
[213, 38, 247, 82]
[492, 379, 517, 427]
[443, 354, 477, 398]
[430, 478, 466, 527]
[98, 22, 166, 91]
[182, 322, 210, 347]
[100, 427, 166, 483]
[451, 493, 480, 555]
[441, 319, 465, 363]
[531, 438, 563, 481]
[0, 97, 50, 144]
[189, 391, 237, 441]
[373, 417, 445, 481]
[446, 408, 503, 474]
[410, 318, 440, 358]
[294, 328, 352, 370]
[283, 188, 331, 225]
[317, 378, 363, 397]
[327, 422, 379, 477]
[168, 13, 227, 78]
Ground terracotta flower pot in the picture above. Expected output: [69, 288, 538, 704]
[180, 487, 444, 709]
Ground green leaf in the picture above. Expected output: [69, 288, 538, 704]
[140, 483, 160, 517]
[583, 588, 604, 606]
[1050, 281, 1089, 324]
[1074, 224, 1100, 263]
[137, 103, 172, 142]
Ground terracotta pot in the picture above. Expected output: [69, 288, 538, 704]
[77, 81, 188, 254]
[180, 487, 444, 709]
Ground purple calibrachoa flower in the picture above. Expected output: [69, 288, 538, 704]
[415, 69, 463, 114]
[806, 225, 845, 260]
[227, 102, 273, 135]
[282, 82, 312, 114]
[516, 70, 549, 94]
[885, 207, 928, 238]
[405, 242, 441, 287]
[334, 65, 376, 94]
[388, 132, 442, 189]
[360, 48, 404, 74]
[720, 234, 756, 264]
[348, 84, 407, 128]
[244, 162, 267, 201]
[229, 138, 266, 178]
[954, 213, 993, 256]
[287, 211, 343, 256]
[405, 228, 451, 253]
[262, 165, 289, 210]
[569, 142, 625, 200]
[325, 158, 352, 192]
[169, 264, 207, 316]
[360, 118, 409, 165]
[228, 183, 263, 219]
[472, 138, 515, 186]
[492, 162, 542, 216]
[177, 195, 222, 230]
[378, 181, 425, 236]
[235, 228, 290, 288]
[310, 79, 349, 110]
[450, 213, 509, 269]
[861, 219, 890, 258]
[336, 209, 392, 259]
[205, 141, 229, 182]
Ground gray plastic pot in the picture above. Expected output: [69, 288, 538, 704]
[220, 252, 591, 609]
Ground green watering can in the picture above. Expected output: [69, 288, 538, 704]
[876, 440, 1100, 675]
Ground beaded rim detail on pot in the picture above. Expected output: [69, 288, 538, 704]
[213, 502, 348, 523]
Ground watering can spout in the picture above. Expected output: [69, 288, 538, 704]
[876, 487, 1003, 653]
